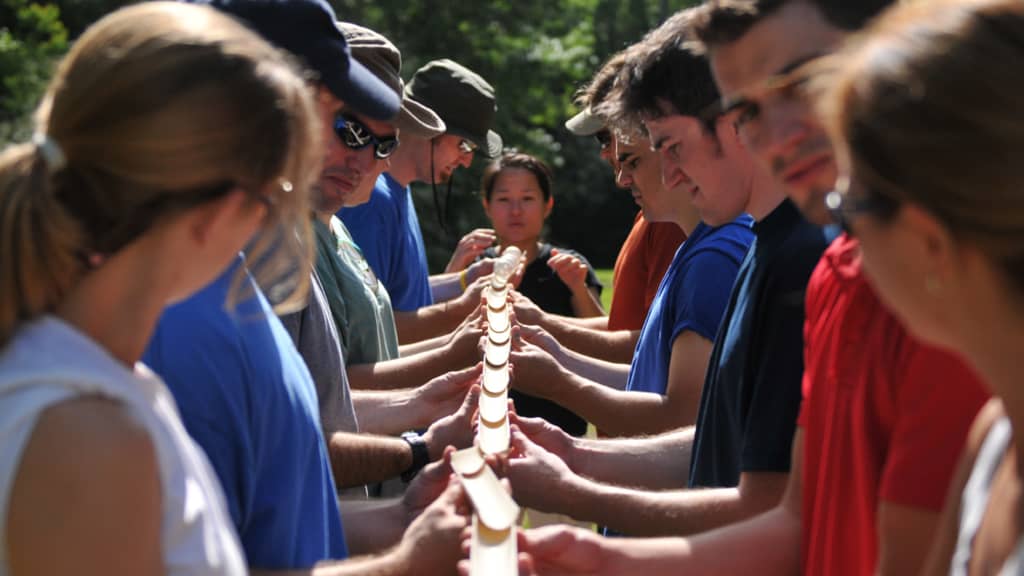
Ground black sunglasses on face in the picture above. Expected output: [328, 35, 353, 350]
[333, 114, 399, 159]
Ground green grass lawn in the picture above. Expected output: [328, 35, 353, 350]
[595, 268, 614, 311]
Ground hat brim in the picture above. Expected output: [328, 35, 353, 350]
[396, 97, 446, 139]
[324, 55, 401, 121]
[483, 130, 503, 158]
[564, 109, 605, 136]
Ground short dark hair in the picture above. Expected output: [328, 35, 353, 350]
[574, 51, 629, 110]
[598, 8, 720, 132]
[691, 0, 896, 50]
[481, 152, 554, 202]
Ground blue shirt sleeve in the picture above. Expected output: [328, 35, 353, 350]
[671, 248, 745, 344]
[339, 190, 399, 289]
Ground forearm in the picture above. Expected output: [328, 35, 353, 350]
[573, 481, 773, 538]
[558, 347, 630, 391]
[545, 372, 693, 437]
[428, 272, 462, 304]
[327, 432, 410, 488]
[398, 333, 448, 357]
[347, 345, 466, 391]
[569, 286, 605, 318]
[571, 427, 693, 490]
[539, 317, 638, 364]
[351, 389, 426, 435]
[338, 499, 406, 555]
[394, 301, 469, 344]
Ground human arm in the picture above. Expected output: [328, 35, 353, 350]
[921, 398, 1005, 576]
[493, 435, 803, 576]
[352, 364, 481, 435]
[516, 323, 630, 391]
[256, 472, 471, 576]
[546, 248, 604, 318]
[506, 427, 787, 536]
[347, 314, 483, 391]
[393, 276, 490, 344]
[328, 382, 481, 488]
[512, 292, 637, 364]
[510, 328, 712, 436]
[7, 398, 163, 576]
[509, 412, 692, 490]
[873, 343, 990, 575]
[430, 258, 496, 303]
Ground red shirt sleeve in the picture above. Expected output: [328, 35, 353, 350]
[879, 343, 990, 509]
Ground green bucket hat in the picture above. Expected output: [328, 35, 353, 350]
[406, 59, 503, 157]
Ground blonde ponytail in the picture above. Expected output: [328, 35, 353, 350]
[0, 2, 322, 345]
[0, 143, 85, 346]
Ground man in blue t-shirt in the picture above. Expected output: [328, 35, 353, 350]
[146, 258, 349, 569]
[339, 59, 502, 313]
[509, 126, 752, 439]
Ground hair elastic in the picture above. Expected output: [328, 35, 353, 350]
[32, 132, 67, 172]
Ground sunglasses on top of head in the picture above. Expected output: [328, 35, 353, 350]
[333, 113, 399, 159]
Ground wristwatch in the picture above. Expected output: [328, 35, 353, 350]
[400, 431, 430, 483]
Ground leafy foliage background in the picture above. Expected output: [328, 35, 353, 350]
[1, 0, 697, 269]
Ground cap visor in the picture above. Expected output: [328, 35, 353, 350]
[565, 109, 605, 136]
[329, 57, 401, 121]
[484, 130, 503, 158]
[396, 98, 446, 138]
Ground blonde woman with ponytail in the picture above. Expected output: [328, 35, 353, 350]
[0, 2, 321, 574]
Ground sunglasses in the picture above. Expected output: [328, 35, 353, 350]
[333, 114, 399, 159]
[825, 187, 900, 235]
[593, 130, 612, 150]
[458, 138, 478, 154]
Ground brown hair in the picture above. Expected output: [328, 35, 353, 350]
[0, 2, 322, 346]
[820, 0, 1024, 292]
[691, 0, 895, 51]
[481, 152, 554, 203]
[574, 51, 629, 111]
[597, 8, 720, 135]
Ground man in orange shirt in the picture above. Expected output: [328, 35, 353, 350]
[515, 52, 687, 364]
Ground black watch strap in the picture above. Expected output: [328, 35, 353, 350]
[400, 432, 430, 483]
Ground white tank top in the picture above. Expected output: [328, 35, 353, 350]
[952, 417, 1024, 575]
[0, 316, 246, 575]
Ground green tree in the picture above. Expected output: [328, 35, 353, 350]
[333, 0, 697, 270]
[0, 0, 67, 143]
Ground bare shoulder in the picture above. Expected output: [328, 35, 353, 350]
[31, 395, 158, 471]
[965, 398, 1006, 462]
[7, 396, 162, 575]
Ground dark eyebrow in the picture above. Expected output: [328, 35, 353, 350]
[771, 51, 828, 78]
[617, 152, 637, 164]
[721, 51, 830, 111]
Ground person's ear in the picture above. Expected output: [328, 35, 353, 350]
[899, 203, 957, 293]
[543, 195, 554, 219]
